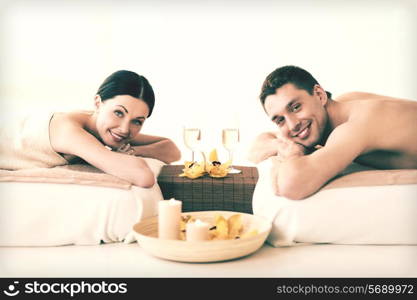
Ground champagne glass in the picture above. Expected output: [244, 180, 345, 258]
[183, 127, 201, 162]
[222, 128, 241, 174]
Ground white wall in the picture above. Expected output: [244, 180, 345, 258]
[1, 0, 416, 165]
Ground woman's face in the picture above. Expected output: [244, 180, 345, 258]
[94, 95, 150, 149]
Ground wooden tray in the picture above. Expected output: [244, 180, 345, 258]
[133, 211, 271, 263]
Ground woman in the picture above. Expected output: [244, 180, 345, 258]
[1, 70, 180, 187]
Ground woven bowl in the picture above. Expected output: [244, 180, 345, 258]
[133, 210, 272, 263]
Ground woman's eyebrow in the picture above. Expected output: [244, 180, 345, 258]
[116, 105, 146, 119]
[116, 105, 128, 113]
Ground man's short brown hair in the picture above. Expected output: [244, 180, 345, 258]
[259, 65, 332, 105]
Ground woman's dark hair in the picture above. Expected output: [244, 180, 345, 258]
[259, 65, 332, 106]
[96, 70, 155, 117]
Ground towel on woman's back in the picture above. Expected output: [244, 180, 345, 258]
[0, 111, 68, 170]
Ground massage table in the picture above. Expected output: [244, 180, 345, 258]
[1, 160, 416, 277]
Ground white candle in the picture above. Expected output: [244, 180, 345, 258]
[158, 198, 182, 240]
[186, 219, 210, 241]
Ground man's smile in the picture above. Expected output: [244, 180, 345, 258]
[292, 121, 311, 140]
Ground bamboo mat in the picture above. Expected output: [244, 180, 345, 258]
[157, 165, 259, 214]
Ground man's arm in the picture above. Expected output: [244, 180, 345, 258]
[272, 122, 369, 200]
[248, 130, 309, 164]
[248, 132, 284, 164]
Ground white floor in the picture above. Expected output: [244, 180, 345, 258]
[1, 243, 416, 278]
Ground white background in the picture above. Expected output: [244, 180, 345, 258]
[1, 0, 416, 165]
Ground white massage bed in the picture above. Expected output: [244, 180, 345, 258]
[0, 159, 165, 247]
[1, 160, 416, 278]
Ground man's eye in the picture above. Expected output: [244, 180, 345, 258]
[114, 110, 123, 117]
[276, 117, 285, 126]
[292, 103, 301, 112]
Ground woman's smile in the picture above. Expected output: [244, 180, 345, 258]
[109, 129, 128, 143]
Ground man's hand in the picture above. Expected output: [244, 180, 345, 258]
[247, 132, 281, 164]
[274, 134, 307, 161]
[248, 131, 307, 164]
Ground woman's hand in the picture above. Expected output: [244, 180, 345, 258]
[129, 134, 181, 164]
[116, 143, 135, 155]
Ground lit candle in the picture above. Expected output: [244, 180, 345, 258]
[186, 219, 210, 241]
[158, 198, 182, 240]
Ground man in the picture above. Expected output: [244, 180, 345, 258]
[248, 65, 417, 200]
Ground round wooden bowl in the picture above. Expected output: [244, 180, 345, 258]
[133, 211, 272, 263]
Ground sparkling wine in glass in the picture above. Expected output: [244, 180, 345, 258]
[222, 128, 241, 174]
[183, 127, 201, 162]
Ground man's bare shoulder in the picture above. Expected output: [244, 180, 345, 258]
[334, 91, 414, 103]
[335, 91, 375, 102]
[257, 131, 279, 139]
[331, 92, 417, 166]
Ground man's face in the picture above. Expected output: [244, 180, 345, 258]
[264, 83, 328, 148]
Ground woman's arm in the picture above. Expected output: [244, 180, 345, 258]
[129, 133, 181, 164]
[50, 117, 155, 188]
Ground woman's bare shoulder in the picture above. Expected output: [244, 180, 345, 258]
[50, 111, 95, 148]
[52, 110, 94, 130]
[54, 110, 92, 122]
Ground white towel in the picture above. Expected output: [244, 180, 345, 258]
[0, 111, 68, 170]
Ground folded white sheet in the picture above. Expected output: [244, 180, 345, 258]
[0, 158, 165, 246]
[253, 158, 417, 247]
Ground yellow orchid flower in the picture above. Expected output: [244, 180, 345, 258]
[205, 149, 231, 178]
[179, 161, 206, 179]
